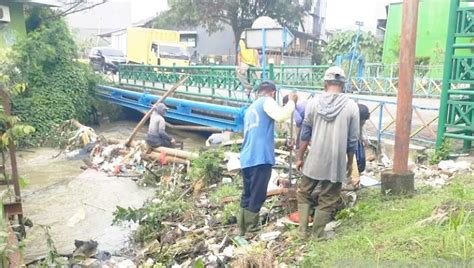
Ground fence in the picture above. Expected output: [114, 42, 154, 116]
[119, 63, 447, 99]
[280, 89, 440, 146]
[116, 63, 442, 144]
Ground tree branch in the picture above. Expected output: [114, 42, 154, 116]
[54, 0, 109, 18]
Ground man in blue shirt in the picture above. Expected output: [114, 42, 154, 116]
[238, 81, 297, 236]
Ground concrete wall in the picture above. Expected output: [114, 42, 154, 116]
[189, 25, 236, 57]
[0, 1, 26, 48]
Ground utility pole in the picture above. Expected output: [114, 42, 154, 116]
[381, 0, 419, 195]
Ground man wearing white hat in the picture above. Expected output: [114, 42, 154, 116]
[296, 66, 360, 239]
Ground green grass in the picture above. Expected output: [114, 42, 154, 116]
[209, 184, 241, 224]
[300, 175, 474, 267]
[209, 184, 240, 204]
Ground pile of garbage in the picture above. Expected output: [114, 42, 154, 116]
[413, 159, 472, 188]
[89, 139, 148, 176]
[26, 239, 139, 268]
[55, 120, 474, 267]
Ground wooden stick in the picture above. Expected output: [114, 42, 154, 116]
[125, 76, 189, 147]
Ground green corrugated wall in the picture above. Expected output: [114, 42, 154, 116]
[382, 0, 472, 65]
[382, 0, 450, 64]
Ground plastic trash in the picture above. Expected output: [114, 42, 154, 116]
[259, 231, 281, 241]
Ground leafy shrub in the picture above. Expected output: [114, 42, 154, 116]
[9, 7, 99, 146]
[323, 31, 383, 64]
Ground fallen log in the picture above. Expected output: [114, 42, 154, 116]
[266, 188, 289, 197]
[166, 122, 221, 133]
[153, 147, 198, 160]
[221, 138, 287, 147]
[144, 152, 190, 165]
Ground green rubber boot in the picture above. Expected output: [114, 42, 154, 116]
[237, 208, 246, 236]
[243, 209, 260, 233]
[298, 204, 311, 238]
[312, 210, 332, 240]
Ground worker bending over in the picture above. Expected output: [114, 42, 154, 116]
[239, 81, 297, 236]
[146, 104, 175, 149]
[296, 66, 360, 239]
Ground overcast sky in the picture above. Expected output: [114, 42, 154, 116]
[69, 0, 401, 32]
[113, 0, 400, 31]
[109, 0, 169, 23]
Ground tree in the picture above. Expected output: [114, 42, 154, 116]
[323, 31, 383, 64]
[11, 7, 99, 145]
[153, 0, 313, 51]
[0, 49, 35, 147]
[55, 0, 109, 17]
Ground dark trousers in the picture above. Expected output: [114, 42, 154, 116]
[297, 176, 342, 213]
[240, 164, 272, 213]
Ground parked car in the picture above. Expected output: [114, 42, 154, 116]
[89, 47, 126, 74]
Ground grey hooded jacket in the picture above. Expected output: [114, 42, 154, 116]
[301, 92, 360, 183]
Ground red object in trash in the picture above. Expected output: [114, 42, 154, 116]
[113, 165, 121, 174]
[160, 152, 168, 165]
[288, 211, 313, 224]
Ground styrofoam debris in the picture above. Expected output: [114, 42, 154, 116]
[117, 259, 136, 268]
[222, 177, 232, 184]
[223, 245, 234, 258]
[224, 152, 241, 172]
[360, 175, 380, 187]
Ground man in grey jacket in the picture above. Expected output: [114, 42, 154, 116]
[295, 66, 360, 239]
[146, 103, 175, 148]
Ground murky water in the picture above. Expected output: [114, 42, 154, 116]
[20, 120, 208, 262]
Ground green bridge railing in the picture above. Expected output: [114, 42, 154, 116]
[117, 63, 444, 102]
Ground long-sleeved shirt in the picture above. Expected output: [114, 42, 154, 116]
[240, 96, 295, 169]
[263, 97, 295, 122]
[300, 92, 359, 183]
[294, 101, 307, 128]
[147, 112, 172, 147]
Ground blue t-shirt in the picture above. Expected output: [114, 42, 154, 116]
[240, 97, 276, 169]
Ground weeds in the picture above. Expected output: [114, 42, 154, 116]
[37, 225, 67, 267]
[209, 184, 240, 204]
[113, 186, 191, 244]
[428, 139, 452, 165]
[189, 149, 224, 186]
[210, 184, 241, 224]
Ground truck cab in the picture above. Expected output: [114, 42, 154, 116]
[149, 42, 190, 67]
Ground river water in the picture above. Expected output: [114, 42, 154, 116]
[19, 120, 207, 262]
